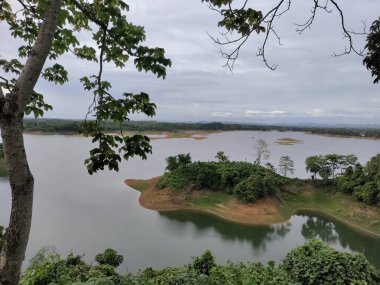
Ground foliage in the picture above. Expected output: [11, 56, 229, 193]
[281, 240, 380, 284]
[353, 182, 379, 205]
[165, 154, 192, 172]
[95, 249, 124, 268]
[215, 151, 229, 163]
[363, 17, 380, 84]
[27, 246, 61, 270]
[233, 172, 280, 203]
[21, 242, 379, 285]
[278, 155, 294, 177]
[209, 261, 294, 285]
[305, 154, 358, 180]
[191, 250, 216, 276]
[159, 157, 285, 203]
[337, 154, 380, 205]
[0, 0, 172, 175]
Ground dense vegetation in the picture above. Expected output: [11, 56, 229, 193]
[158, 152, 380, 208]
[18, 240, 379, 285]
[158, 154, 286, 203]
[23, 118, 380, 138]
[337, 154, 380, 205]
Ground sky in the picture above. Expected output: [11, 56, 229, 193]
[1, 0, 379, 125]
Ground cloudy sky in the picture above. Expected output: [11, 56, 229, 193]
[1, 0, 379, 125]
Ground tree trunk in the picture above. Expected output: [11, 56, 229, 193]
[0, 0, 61, 283]
[0, 117, 34, 285]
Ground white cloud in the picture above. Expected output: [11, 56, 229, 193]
[304, 109, 324, 117]
[211, 112, 234, 118]
[1, 0, 379, 125]
[245, 110, 290, 117]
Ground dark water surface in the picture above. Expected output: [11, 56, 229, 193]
[0, 131, 379, 272]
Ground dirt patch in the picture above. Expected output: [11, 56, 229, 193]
[149, 131, 217, 141]
[215, 197, 281, 224]
[275, 138, 302, 145]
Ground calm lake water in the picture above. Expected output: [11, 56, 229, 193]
[0, 131, 379, 272]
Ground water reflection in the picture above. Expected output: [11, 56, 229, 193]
[159, 210, 291, 255]
[298, 211, 380, 268]
[300, 215, 338, 242]
[159, 210, 380, 268]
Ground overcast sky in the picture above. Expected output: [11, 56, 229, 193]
[1, 0, 379, 125]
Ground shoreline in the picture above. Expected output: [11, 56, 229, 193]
[23, 130, 216, 140]
[125, 177, 380, 238]
[22, 129, 380, 141]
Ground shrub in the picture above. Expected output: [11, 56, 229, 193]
[157, 171, 191, 189]
[353, 182, 379, 205]
[191, 250, 216, 276]
[95, 249, 124, 268]
[281, 240, 380, 284]
[233, 172, 281, 203]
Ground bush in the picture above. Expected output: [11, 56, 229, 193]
[21, 243, 380, 285]
[353, 182, 379, 205]
[157, 171, 191, 189]
[209, 262, 293, 285]
[281, 240, 380, 284]
[95, 249, 124, 268]
[233, 173, 281, 203]
[191, 250, 216, 276]
[337, 176, 357, 194]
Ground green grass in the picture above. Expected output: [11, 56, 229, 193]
[191, 192, 230, 210]
[277, 183, 380, 236]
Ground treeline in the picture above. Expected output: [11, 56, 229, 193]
[159, 152, 380, 207]
[18, 240, 379, 284]
[305, 153, 380, 206]
[158, 153, 286, 203]
[22, 118, 380, 138]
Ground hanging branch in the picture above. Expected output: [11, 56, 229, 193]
[204, 0, 367, 70]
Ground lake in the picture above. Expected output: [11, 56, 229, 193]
[0, 131, 379, 272]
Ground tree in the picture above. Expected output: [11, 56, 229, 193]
[95, 249, 124, 268]
[215, 151, 229, 163]
[203, 0, 377, 78]
[305, 155, 324, 179]
[278, 155, 294, 177]
[165, 153, 192, 171]
[254, 138, 270, 165]
[0, 1, 170, 283]
[363, 17, 380, 84]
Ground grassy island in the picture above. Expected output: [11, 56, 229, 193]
[126, 177, 380, 236]
[126, 153, 380, 237]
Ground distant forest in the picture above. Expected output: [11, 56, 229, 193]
[23, 118, 380, 138]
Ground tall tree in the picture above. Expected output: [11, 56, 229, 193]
[254, 138, 270, 165]
[0, 0, 171, 283]
[278, 155, 294, 177]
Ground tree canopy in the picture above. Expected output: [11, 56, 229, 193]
[0, 0, 170, 282]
